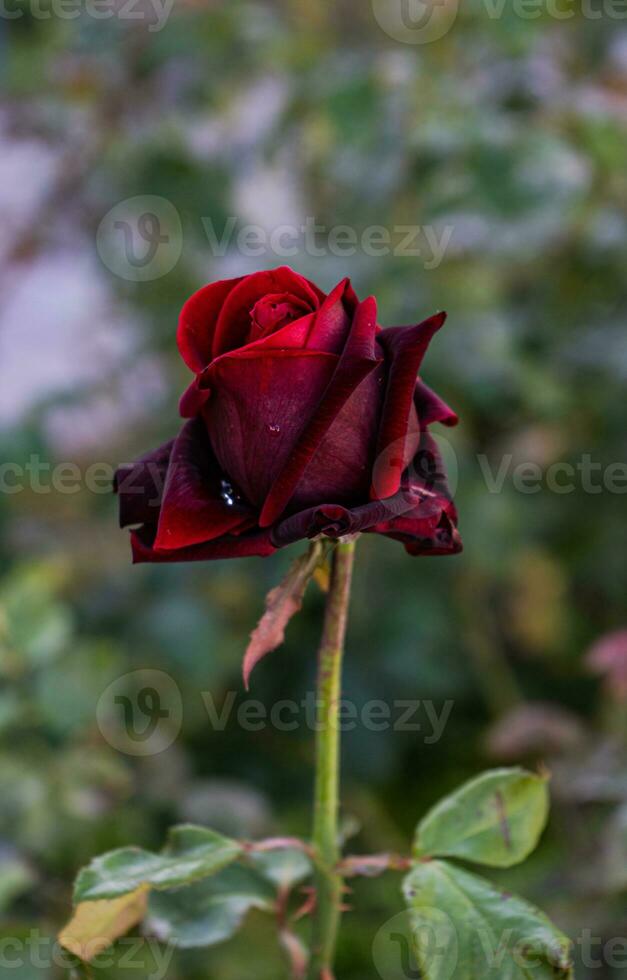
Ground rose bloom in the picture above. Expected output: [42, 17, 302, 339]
[114, 267, 461, 562]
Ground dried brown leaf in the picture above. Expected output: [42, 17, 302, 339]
[243, 541, 325, 689]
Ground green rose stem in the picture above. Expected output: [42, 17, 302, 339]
[308, 536, 357, 980]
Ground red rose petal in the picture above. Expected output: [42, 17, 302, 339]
[371, 313, 447, 502]
[287, 361, 385, 510]
[304, 277, 358, 354]
[179, 377, 211, 418]
[177, 276, 242, 373]
[272, 453, 453, 547]
[114, 439, 174, 528]
[230, 311, 317, 354]
[206, 348, 339, 508]
[250, 292, 311, 340]
[212, 267, 322, 358]
[414, 379, 459, 428]
[371, 510, 463, 556]
[259, 296, 383, 528]
[131, 524, 277, 563]
[369, 432, 461, 555]
[153, 419, 252, 551]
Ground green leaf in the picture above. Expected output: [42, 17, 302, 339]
[146, 864, 275, 948]
[250, 847, 313, 892]
[403, 860, 573, 980]
[414, 768, 549, 867]
[74, 825, 242, 902]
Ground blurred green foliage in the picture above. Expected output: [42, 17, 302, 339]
[0, 2, 626, 977]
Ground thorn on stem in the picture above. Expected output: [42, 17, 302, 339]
[292, 886, 317, 922]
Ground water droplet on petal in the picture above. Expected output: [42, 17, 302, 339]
[267, 424, 281, 435]
[220, 478, 239, 507]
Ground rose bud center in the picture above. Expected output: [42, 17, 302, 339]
[249, 292, 311, 341]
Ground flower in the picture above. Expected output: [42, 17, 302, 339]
[114, 266, 461, 562]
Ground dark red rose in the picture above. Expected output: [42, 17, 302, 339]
[114, 266, 461, 562]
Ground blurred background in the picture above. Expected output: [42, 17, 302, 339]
[0, 2, 626, 977]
